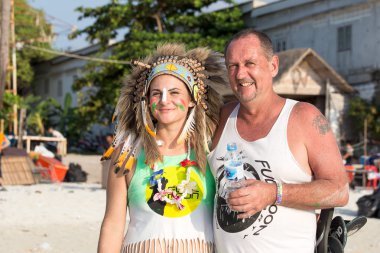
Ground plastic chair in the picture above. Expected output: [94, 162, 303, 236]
[364, 165, 378, 189]
[344, 165, 354, 183]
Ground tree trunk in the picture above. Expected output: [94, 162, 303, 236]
[17, 108, 25, 149]
[0, 0, 11, 109]
[152, 12, 163, 33]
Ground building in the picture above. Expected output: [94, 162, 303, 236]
[274, 48, 354, 140]
[33, 44, 110, 107]
[241, 0, 380, 102]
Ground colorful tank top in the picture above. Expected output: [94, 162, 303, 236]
[122, 149, 215, 253]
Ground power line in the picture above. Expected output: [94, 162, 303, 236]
[17, 4, 77, 37]
[44, 13, 76, 31]
[21, 44, 131, 65]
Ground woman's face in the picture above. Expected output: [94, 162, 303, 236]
[149, 74, 194, 126]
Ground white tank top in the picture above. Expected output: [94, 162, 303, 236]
[208, 99, 316, 253]
[122, 150, 215, 253]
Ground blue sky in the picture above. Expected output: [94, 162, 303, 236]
[29, 0, 109, 51]
[28, 0, 252, 51]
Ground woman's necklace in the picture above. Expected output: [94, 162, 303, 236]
[149, 140, 198, 210]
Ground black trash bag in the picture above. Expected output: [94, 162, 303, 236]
[356, 187, 380, 218]
[64, 163, 88, 182]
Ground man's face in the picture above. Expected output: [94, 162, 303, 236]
[225, 35, 278, 104]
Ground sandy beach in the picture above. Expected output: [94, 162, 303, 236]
[0, 154, 379, 253]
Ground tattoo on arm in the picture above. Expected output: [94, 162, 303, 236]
[312, 115, 330, 135]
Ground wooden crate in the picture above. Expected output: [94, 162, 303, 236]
[1, 156, 36, 185]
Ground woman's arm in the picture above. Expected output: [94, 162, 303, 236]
[98, 152, 128, 253]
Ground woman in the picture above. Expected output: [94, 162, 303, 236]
[98, 43, 227, 253]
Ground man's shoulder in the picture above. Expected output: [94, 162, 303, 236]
[291, 101, 331, 136]
[52, 130, 64, 138]
[220, 101, 239, 119]
[292, 101, 323, 121]
[210, 101, 239, 150]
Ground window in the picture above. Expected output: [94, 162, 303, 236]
[337, 25, 352, 52]
[57, 80, 63, 97]
[275, 39, 287, 52]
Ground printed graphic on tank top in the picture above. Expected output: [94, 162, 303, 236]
[215, 157, 277, 234]
[122, 150, 215, 253]
[146, 163, 204, 218]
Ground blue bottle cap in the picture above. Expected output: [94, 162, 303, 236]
[227, 142, 237, 151]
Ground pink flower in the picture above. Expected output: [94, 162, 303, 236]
[153, 189, 172, 201]
[171, 192, 185, 210]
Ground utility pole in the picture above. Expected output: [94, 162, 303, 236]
[0, 0, 11, 109]
[364, 117, 368, 157]
[10, 0, 18, 135]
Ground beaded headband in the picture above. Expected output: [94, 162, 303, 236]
[136, 55, 209, 110]
[146, 62, 198, 102]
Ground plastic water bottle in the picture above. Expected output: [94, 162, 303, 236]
[224, 142, 244, 192]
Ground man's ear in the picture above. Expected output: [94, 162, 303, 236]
[189, 101, 196, 107]
[271, 55, 279, 78]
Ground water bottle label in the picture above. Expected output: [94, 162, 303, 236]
[225, 163, 244, 180]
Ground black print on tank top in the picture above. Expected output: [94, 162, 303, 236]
[216, 163, 260, 232]
[216, 160, 279, 237]
[147, 177, 168, 215]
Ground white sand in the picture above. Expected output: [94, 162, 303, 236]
[0, 183, 105, 253]
[0, 154, 379, 253]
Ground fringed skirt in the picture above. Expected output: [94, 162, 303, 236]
[121, 238, 214, 253]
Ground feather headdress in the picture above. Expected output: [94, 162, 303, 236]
[102, 43, 228, 174]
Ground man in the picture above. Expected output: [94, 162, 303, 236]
[208, 29, 349, 252]
[46, 126, 64, 154]
[342, 141, 354, 165]
[47, 127, 64, 139]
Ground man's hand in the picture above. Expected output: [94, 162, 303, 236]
[227, 179, 277, 219]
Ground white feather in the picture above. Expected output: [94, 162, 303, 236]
[177, 107, 196, 144]
[141, 100, 148, 128]
[141, 99, 156, 137]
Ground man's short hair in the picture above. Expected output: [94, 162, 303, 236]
[224, 28, 274, 60]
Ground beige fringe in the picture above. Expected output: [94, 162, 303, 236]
[122, 238, 214, 253]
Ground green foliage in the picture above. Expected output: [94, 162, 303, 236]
[54, 93, 88, 145]
[0, 93, 20, 123]
[15, 0, 53, 92]
[25, 93, 95, 146]
[0, 93, 49, 134]
[0, 92, 85, 145]
[69, 0, 243, 128]
[348, 97, 380, 140]
[22, 93, 86, 145]
[25, 96, 60, 135]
